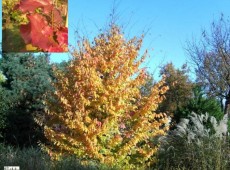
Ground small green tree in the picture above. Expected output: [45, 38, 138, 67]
[0, 53, 54, 147]
[175, 86, 224, 123]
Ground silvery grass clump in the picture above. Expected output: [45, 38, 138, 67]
[154, 112, 230, 170]
[176, 112, 228, 142]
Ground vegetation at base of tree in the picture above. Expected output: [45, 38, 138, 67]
[1, 112, 230, 170]
[0, 144, 116, 170]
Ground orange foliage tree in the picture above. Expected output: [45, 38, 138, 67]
[42, 25, 169, 168]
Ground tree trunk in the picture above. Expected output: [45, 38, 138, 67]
[220, 98, 224, 112]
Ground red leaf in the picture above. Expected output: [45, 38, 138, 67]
[129, 111, 135, 116]
[48, 46, 64, 52]
[56, 27, 68, 46]
[20, 24, 31, 44]
[119, 123, 126, 129]
[52, 8, 63, 27]
[20, 13, 58, 51]
[16, 0, 53, 14]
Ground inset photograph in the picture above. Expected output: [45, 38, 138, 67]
[2, 0, 68, 52]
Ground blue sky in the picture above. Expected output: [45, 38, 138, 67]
[1, 1, 230, 77]
[51, 0, 230, 77]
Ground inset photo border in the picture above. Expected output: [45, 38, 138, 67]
[2, 0, 68, 53]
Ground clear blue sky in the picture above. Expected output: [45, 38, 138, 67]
[51, 0, 230, 77]
[1, 1, 230, 77]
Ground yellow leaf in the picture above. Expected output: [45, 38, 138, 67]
[26, 44, 37, 51]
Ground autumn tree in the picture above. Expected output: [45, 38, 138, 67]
[157, 63, 194, 121]
[43, 25, 169, 168]
[186, 15, 230, 115]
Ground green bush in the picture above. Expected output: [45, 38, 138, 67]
[154, 112, 230, 170]
[0, 72, 7, 139]
[174, 86, 224, 124]
[0, 144, 119, 170]
[0, 54, 54, 147]
[0, 144, 51, 170]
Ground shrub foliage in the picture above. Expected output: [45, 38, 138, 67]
[42, 25, 169, 168]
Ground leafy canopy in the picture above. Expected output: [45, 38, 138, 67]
[43, 25, 169, 169]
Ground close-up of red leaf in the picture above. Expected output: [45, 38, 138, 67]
[20, 13, 58, 51]
[56, 27, 68, 46]
[15, 0, 53, 14]
[10, 0, 68, 52]
[52, 8, 63, 27]
[48, 46, 65, 52]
